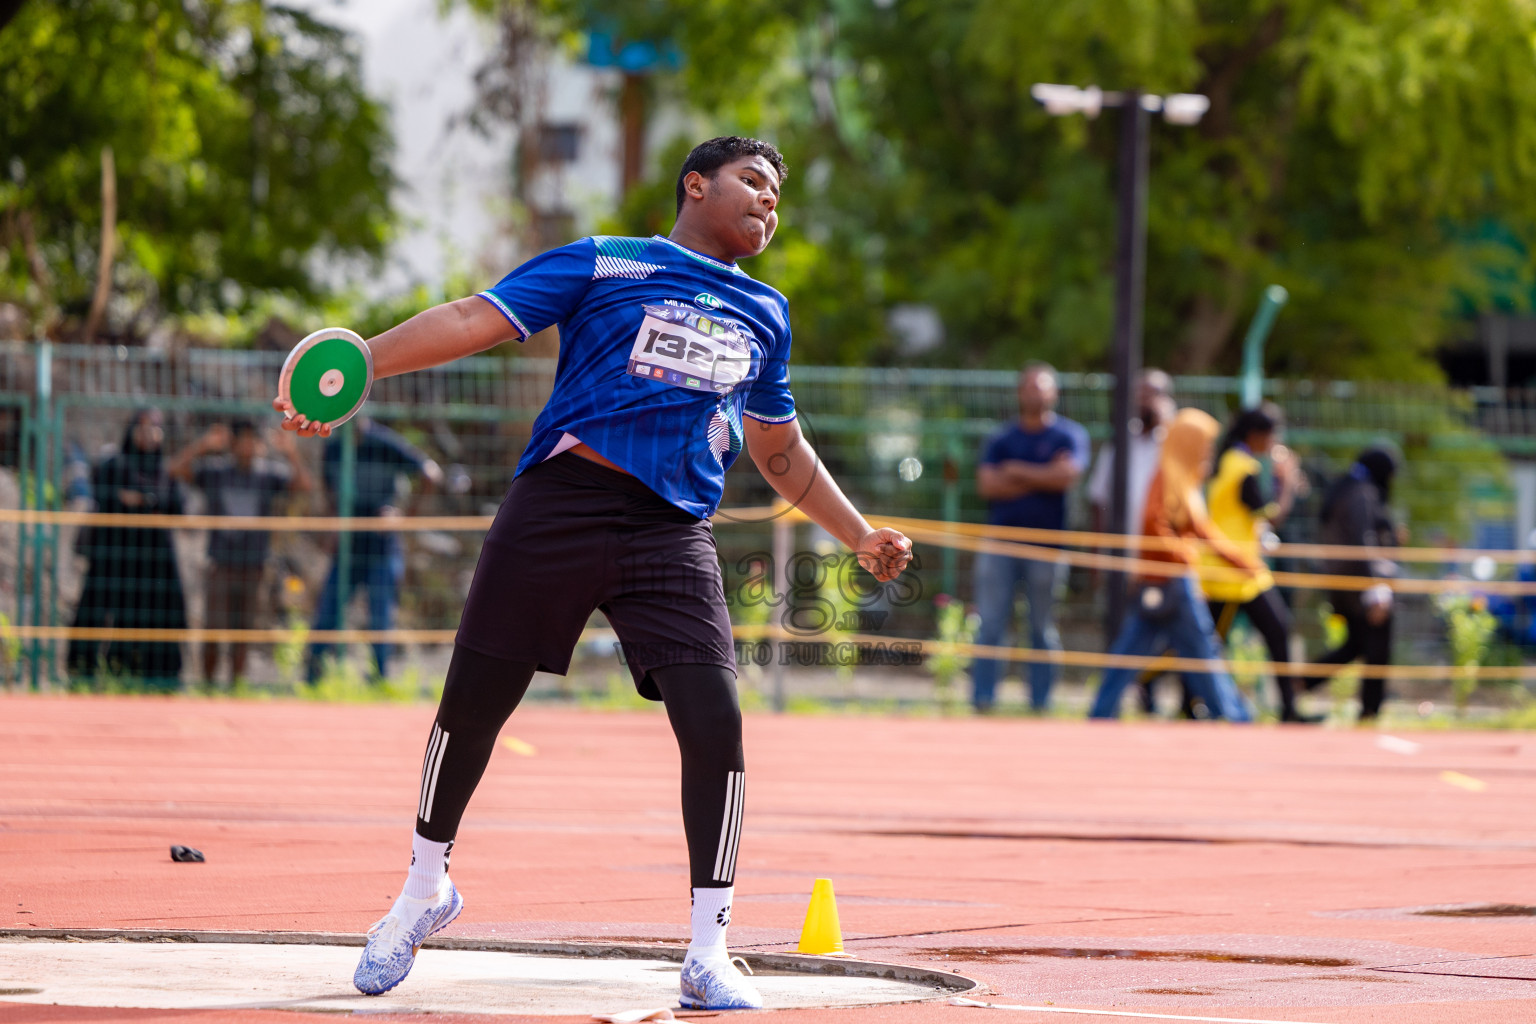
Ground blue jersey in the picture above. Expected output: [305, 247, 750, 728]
[478, 235, 796, 518]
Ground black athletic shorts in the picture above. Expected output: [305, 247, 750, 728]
[455, 451, 735, 699]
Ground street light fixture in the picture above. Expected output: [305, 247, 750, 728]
[1028, 84, 1210, 123]
[1031, 83, 1208, 639]
[1161, 93, 1212, 126]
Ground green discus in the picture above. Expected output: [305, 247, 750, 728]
[278, 327, 373, 430]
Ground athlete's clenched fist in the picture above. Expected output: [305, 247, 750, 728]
[855, 528, 914, 582]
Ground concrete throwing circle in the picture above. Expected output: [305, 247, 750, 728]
[0, 934, 970, 1016]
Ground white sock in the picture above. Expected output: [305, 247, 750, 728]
[405, 833, 453, 899]
[688, 886, 733, 960]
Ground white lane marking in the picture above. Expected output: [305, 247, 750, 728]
[948, 996, 1335, 1023]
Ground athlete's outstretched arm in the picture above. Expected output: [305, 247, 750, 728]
[274, 297, 517, 436]
[745, 417, 913, 582]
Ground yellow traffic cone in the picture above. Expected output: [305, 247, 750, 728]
[797, 878, 849, 956]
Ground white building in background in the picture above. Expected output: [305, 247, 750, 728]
[293, 0, 687, 295]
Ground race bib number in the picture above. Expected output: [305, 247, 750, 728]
[627, 304, 752, 393]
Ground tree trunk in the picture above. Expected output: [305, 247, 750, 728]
[618, 72, 646, 200]
[83, 146, 117, 343]
[1173, 286, 1244, 373]
[17, 209, 52, 315]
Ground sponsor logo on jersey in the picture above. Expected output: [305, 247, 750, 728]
[695, 292, 724, 310]
[706, 404, 744, 465]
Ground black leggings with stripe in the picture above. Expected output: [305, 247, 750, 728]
[1207, 588, 1302, 717]
[416, 644, 745, 889]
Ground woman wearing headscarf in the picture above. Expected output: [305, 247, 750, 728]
[68, 408, 188, 690]
[1198, 404, 1318, 722]
[1089, 408, 1260, 721]
[1315, 447, 1400, 719]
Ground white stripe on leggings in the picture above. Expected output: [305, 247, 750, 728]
[723, 779, 745, 882]
[417, 725, 441, 819]
[711, 771, 744, 882]
[419, 725, 449, 822]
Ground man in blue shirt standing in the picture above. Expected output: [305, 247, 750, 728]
[275, 137, 913, 1010]
[971, 362, 1089, 713]
[306, 418, 443, 685]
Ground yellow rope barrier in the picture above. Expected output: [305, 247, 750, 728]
[874, 514, 1536, 565]
[3, 504, 1529, 564]
[7, 485, 1527, 685]
[4, 626, 607, 645]
[728, 505, 1536, 564]
[0, 509, 490, 532]
[732, 624, 1536, 681]
[890, 523, 1536, 596]
[9, 623, 1533, 682]
[3, 507, 1533, 595]
[732, 504, 1536, 593]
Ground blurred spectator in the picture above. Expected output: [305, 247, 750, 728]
[1087, 368, 1175, 539]
[1316, 447, 1401, 719]
[1199, 404, 1318, 722]
[970, 362, 1090, 712]
[63, 441, 94, 507]
[306, 418, 442, 684]
[1088, 368, 1176, 714]
[169, 419, 314, 689]
[0, 303, 27, 340]
[1088, 409, 1258, 721]
[1485, 532, 1536, 647]
[67, 408, 187, 690]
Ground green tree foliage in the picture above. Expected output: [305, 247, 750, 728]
[537, 0, 1536, 377]
[0, 0, 395, 335]
[0, 1, 28, 33]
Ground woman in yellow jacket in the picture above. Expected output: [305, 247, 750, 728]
[1200, 404, 1316, 722]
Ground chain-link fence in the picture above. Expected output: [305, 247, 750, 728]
[0, 341, 1527, 710]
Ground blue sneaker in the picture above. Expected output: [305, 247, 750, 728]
[679, 954, 763, 1010]
[352, 880, 464, 995]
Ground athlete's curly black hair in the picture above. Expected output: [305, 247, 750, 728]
[674, 136, 788, 214]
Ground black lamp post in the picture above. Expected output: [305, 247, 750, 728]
[1029, 85, 1208, 640]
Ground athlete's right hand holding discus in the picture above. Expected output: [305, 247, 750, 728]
[273, 298, 521, 436]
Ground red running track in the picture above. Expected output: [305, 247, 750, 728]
[2, 694, 1535, 1023]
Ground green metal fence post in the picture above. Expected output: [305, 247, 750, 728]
[29, 342, 51, 690]
[941, 439, 961, 598]
[1240, 285, 1289, 410]
[12, 396, 28, 690]
[47, 398, 63, 685]
[771, 515, 791, 713]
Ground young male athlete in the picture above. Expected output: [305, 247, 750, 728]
[275, 136, 913, 1010]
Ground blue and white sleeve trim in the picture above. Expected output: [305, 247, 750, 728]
[743, 408, 798, 424]
[476, 291, 531, 339]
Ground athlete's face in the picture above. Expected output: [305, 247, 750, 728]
[690, 155, 780, 258]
